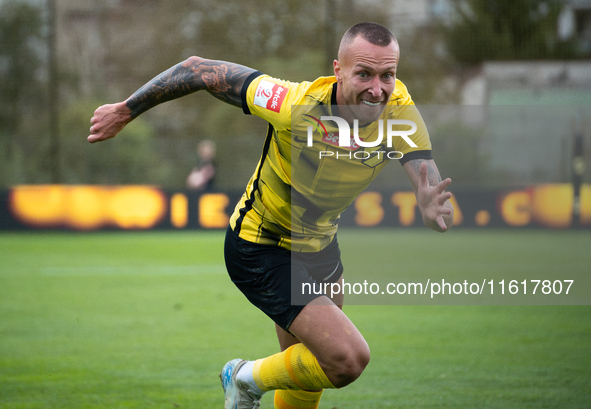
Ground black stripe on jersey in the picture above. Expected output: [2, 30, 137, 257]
[331, 82, 338, 106]
[399, 150, 433, 166]
[330, 83, 339, 116]
[233, 124, 275, 234]
[241, 71, 264, 115]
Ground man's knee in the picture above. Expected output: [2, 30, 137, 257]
[325, 343, 371, 388]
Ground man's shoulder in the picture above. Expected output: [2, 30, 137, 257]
[244, 74, 336, 126]
[276, 75, 336, 104]
[309, 75, 337, 88]
[247, 74, 335, 110]
[301, 76, 336, 104]
[389, 78, 414, 105]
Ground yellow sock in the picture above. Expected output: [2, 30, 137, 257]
[253, 344, 335, 391]
[274, 389, 323, 409]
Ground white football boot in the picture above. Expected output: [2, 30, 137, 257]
[220, 359, 262, 409]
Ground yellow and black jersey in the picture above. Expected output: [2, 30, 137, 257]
[229, 72, 432, 252]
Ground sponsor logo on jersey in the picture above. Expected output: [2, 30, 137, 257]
[253, 80, 287, 113]
[322, 132, 361, 151]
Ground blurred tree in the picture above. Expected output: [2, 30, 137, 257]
[396, 24, 456, 104]
[87, 0, 380, 188]
[59, 98, 175, 186]
[0, 0, 46, 185]
[442, 0, 582, 64]
[0, 0, 453, 188]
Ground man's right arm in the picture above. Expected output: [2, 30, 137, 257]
[88, 56, 256, 143]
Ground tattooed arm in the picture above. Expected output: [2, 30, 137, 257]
[88, 57, 256, 143]
[403, 159, 454, 232]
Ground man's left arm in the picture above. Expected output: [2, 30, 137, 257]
[403, 159, 453, 232]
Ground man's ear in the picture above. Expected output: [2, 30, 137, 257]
[333, 59, 341, 82]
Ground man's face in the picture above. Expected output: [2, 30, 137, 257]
[334, 35, 399, 124]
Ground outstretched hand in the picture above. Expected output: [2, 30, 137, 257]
[88, 102, 133, 143]
[417, 162, 453, 231]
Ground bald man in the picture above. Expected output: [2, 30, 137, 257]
[89, 22, 453, 409]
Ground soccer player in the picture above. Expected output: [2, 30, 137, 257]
[89, 22, 453, 409]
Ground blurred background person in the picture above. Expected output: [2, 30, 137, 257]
[186, 139, 216, 191]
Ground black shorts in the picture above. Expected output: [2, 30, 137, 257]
[224, 226, 343, 331]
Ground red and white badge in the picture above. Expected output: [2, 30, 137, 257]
[253, 80, 287, 113]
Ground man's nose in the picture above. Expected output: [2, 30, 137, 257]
[368, 76, 382, 99]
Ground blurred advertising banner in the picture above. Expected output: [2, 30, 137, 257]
[1, 184, 590, 231]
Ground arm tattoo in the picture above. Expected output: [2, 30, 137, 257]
[126, 57, 256, 118]
[408, 159, 442, 187]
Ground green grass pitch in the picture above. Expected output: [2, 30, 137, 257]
[0, 229, 590, 408]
